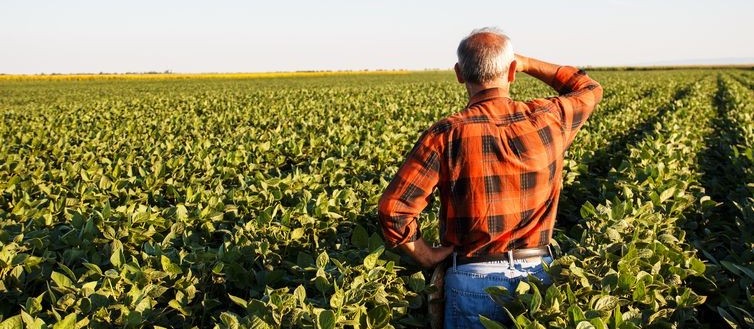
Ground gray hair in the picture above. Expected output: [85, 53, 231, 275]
[456, 27, 514, 84]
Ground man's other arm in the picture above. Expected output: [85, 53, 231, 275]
[377, 131, 453, 269]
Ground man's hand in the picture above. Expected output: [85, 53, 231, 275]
[398, 238, 454, 269]
[514, 54, 562, 90]
[514, 54, 528, 73]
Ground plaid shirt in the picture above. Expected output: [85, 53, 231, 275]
[378, 66, 603, 257]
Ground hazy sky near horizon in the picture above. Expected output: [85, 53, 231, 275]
[2, 0, 753, 74]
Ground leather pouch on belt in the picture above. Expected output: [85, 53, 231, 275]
[428, 260, 448, 329]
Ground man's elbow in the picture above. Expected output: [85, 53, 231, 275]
[377, 194, 397, 241]
[377, 193, 393, 220]
[377, 195, 413, 249]
[582, 80, 603, 105]
[592, 81, 604, 104]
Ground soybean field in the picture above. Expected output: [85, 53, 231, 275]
[1, 69, 753, 328]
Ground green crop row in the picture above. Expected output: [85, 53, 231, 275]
[680, 74, 754, 327]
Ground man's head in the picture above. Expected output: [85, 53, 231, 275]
[455, 27, 516, 86]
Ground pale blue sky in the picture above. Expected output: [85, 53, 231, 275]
[1, 0, 753, 74]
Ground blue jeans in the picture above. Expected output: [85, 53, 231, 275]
[443, 254, 553, 329]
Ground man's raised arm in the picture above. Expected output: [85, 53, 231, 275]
[515, 54, 603, 145]
[515, 54, 603, 98]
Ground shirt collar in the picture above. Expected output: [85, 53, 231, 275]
[467, 88, 512, 108]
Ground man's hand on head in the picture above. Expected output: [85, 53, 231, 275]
[514, 54, 528, 73]
[512, 55, 563, 90]
[398, 238, 454, 269]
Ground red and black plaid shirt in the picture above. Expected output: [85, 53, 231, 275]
[378, 66, 603, 257]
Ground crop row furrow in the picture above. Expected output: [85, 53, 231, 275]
[683, 73, 754, 327]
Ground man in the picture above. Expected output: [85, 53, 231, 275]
[377, 27, 602, 328]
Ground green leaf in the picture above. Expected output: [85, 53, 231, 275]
[611, 202, 625, 221]
[580, 201, 597, 219]
[212, 262, 224, 274]
[363, 245, 384, 270]
[659, 187, 676, 203]
[718, 307, 740, 328]
[544, 285, 561, 310]
[250, 315, 272, 329]
[125, 311, 142, 328]
[632, 280, 646, 302]
[290, 228, 305, 240]
[565, 285, 577, 304]
[486, 286, 511, 307]
[220, 312, 240, 329]
[330, 258, 347, 274]
[733, 263, 754, 281]
[297, 252, 315, 268]
[528, 283, 542, 315]
[515, 281, 530, 295]
[161, 255, 182, 275]
[50, 271, 73, 289]
[589, 318, 607, 329]
[316, 251, 329, 269]
[52, 313, 76, 329]
[351, 224, 368, 249]
[330, 288, 344, 308]
[24, 293, 44, 316]
[593, 295, 619, 311]
[676, 287, 706, 308]
[407, 271, 425, 292]
[689, 257, 706, 274]
[575, 321, 596, 329]
[479, 315, 506, 329]
[367, 305, 390, 328]
[110, 241, 125, 269]
[314, 275, 330, 294]
[318, 310, 335, 329]
[514, 314, 531, 327]
[568, 305, 586, 323]
[169, 300, 188, 315]
[648, 309, 674, 324]
[176, 204, 188, 221]
[20, 311, 44, 328]
[0, 315, 22, 329]
[294, 285, 306, 305]
[732, 306, 754, 327]
[228, 294, 248, 309]
[368, 233, 383, 251]
[11, 253, 29, 266]
[81, 281, 97, 296]
[611, 306, 623, 328]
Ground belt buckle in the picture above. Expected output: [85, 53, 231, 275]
[507, 250, 514, 269]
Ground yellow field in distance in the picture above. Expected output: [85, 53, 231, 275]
[0, 70, 412, 81]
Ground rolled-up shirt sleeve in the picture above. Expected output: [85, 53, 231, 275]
[378, 131, 441, 248]
[546, 66, 603, 147]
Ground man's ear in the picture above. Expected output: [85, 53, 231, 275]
[507, 60, 517, 83]
[454, 63, 465, 84]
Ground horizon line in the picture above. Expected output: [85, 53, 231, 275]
[2, 62, 754, 77]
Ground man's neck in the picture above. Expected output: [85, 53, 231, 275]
[465, 80, 510, 99]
